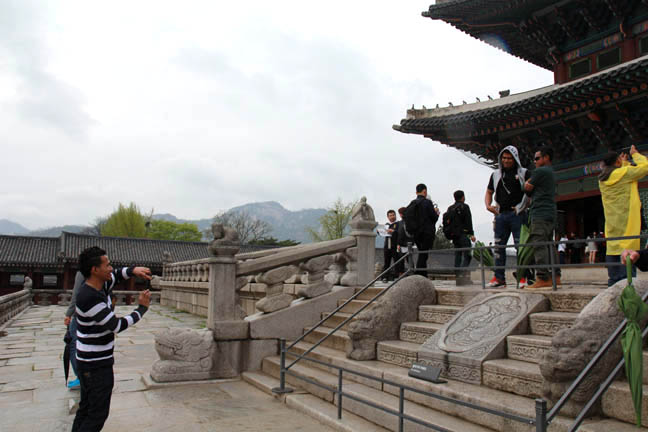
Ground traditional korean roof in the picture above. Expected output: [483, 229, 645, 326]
[0, 236, 60, 266]
[60, 232, 211, 267]
[423, 0, 642, 70]
[395, 54, 648, 163]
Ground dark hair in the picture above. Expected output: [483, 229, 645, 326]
[387, 209, 396, 216]
[603, 151, 619, 167]
[416, 183, 427, 193]
[79, 246, 107, 278]
[453, 190, 464, 201]
[398, 207, 406, 215]
[537, 146, 554, 161]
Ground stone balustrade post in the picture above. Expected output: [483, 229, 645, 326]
[207, 254, 239, 329]
[348, 196, 378, 286]
[298, 255, 335, 298]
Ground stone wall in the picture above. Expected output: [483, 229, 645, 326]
[0, 289, 31, 327]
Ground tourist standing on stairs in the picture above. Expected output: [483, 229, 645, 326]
[382, 209, 399, 281]
[524, 146, 561, 290]
[484, 145, 530, 288]
[444, 190, 475, 281]
[72, 246, 152, 432]
[396, 206, 414, 276]
[404, 183, 439, 277]
[598, 145, 648, 286]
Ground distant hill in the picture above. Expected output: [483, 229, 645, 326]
[153, 201, 326, 244]
[0, 219, 30, 235]
[3, 201, 329, 243]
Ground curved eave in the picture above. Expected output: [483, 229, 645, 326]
[395, 55, 648, 138]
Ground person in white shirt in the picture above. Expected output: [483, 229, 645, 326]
[558, 234, 568, 265]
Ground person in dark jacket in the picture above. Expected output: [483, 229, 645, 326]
[382, 209, 399, 281]
[410, 183, 440, 276]
[449, 190, 476, 275]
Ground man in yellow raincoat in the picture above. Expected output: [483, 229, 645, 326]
[599, 145, 648, 286]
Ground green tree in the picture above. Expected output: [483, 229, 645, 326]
[248, 236, 300, 247]
[433, 226, 453, 249]
[307, 198, 356, 242]
[148, 220, 202, 242]
[101, 203, 148, 238]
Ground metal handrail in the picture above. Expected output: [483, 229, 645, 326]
[285, 252, 412, 368]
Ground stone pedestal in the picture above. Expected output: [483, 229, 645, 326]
[352, 229, 377, 286]
[208, 255, 239, 329]
[255, 265, 298, 313]
[340, 247, 358, 286]
[418, 292, 548, 384]
[298, 255, 334, 298]
[325, 253, 348, 285]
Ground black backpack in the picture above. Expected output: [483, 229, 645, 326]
[403, 199, 424, 237]
[442, 204, 463, 241]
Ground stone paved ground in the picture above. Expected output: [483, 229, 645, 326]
[0, 305, 333, 432]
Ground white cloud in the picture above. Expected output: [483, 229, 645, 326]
[0, 0, 552, 243]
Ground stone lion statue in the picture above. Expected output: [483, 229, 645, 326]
[208, 223, 240, 256]
[347, 275, 436, 360]
[349, 196, 377, 230]
[151, 328, 219, 382]
[540, 279, 648, 417]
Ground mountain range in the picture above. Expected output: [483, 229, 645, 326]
[0, 202, 327, 244]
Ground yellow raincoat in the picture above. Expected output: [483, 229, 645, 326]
[599, 153, 648, 255]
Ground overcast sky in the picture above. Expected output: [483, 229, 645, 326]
[0, 0, 552, 241]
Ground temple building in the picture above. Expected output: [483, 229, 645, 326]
[394, 0, 648, 237]
[0, 232, 211, 296]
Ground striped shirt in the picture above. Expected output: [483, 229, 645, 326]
[75, 267, 148, 369]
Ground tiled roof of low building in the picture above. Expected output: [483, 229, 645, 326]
[0, 236, 61, 265]
[60, 232, 211, 266]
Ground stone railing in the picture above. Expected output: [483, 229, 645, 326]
[150, 197, 379, 383]
[0, 289, 32, 327]
[32, 289, 161, 307]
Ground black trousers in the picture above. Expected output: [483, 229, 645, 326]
[383, 248, 398, 279]
[72, 364, 114, 432]
[415, 234, 435, 276]
[452, 235, 472, 271]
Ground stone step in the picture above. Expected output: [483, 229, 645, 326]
[241, 371, 391, 432]
[354, 287, 386, 301]
[602, 381, 648, 427]
[337, 299, 369, 314]
[435, 287, 485, 307]
[262, 356, 496, 432]
[399, 322, 442, 344]
[482, 359, 543, 399]
[376, 340, 419, 368]
[579, 418, 648, 432]
[506, 334, 552, 364]
[529, 311, 578, 337]
[542, 290, 598, 313]
[417, 304, 461, 324]
[261, 350, 575, 432]
[320, 312, 355, 331]
[303, 327, 351, 352]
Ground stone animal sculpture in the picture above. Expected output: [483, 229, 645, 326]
[346, 275, 436, 360]
[349, 196, 377, 230]
[208, 223, 240, 256]
[540, 279, 648, 417]
[151, 328, 222, 382]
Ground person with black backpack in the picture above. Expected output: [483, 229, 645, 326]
[443, 190, 476, 282]
[403, 183, 439, 276]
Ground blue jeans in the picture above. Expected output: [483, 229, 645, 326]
[493, 212, 522, 281]
[69, 316, 78, 377]
[606, 255, 636, 287]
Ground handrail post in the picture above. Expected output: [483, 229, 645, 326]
[549, 239, 557, 291]
[337, 369, 343, 420]
[272, 339, 294, 395]
[399, 387, 405, 432]
[479, 244, 485, 289]
[535, 398, 548, 432]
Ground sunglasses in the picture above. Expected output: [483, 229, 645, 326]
[534, 156, 542, 161]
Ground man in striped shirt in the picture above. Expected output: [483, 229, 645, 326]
[72, 246, 152, 432]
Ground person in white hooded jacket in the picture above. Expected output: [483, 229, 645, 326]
[484, 145, 531, 287]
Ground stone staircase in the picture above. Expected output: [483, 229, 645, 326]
[242, 284, 648, 431]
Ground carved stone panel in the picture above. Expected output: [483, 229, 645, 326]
[418, 292, 548, 385]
